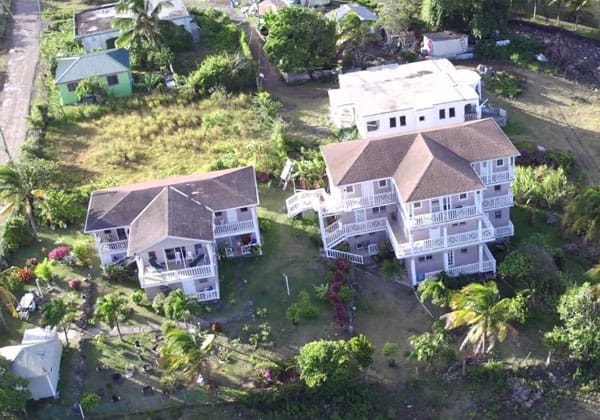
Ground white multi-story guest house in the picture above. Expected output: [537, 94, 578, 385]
[286, 119, 519, 285]
[328, 59, 483, 138]
[84, 167, 262, 301]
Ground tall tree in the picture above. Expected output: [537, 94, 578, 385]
[378, 0, 420, 48]
[162, 289, 191, 321]
[113, 0, 173, 48]
[549, 0, 565, 23]
[94, 293, 129, 341]
[0, 281, 17, 331]
[471, 0, 510, 38]
[407, 321, 455, 368]
[0, 356, 30, 420]
[564, 186, 600, 244]
[335, 12, 378, 67]
[264, 8, 336, 73]
[417, 278, 451, 307]
[41, 295, 78, 346]
[567, 0, 590, 29]
[159, 327, 207, 382]
[440, 281, 525, 354]
[421, 0, 472, 32]
[0, 159, 59, 236]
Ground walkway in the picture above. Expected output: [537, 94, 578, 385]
[0, 0, 41, 163]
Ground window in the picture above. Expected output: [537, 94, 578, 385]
[378, 179, 387, 188]
[496, 158, 504, 167]
[425, 255, 433, 261]
[400, 116, 406, 126]
[215, 211, 223, 216]
[459, 193, 467, 200]
[165, 248, 176, 260]
[373, 206, 386, 214]
[449, 107, 455, 118]
[494, 185, 501, 191]
[106, 75, 119, 86]
[67, 82, 78, 92]
[413, 202, 421, 209]
[148, 251, 157, 261]
[389, 117, 397, 128]
[452, 223, 458, 227]
[240, 207, 248, 212]
[418, 256, 425, 262]
[461, 248, 468, 254]
[459, 221, 466, 226]
[345, 186, 354, 193]
[366, 120, 379, 132]
[439, 109, 446, 119]
[494, 210, 502, 219]
[419, 115, 425, 122]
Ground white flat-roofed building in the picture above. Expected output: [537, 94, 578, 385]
[329, 59, 482, 138]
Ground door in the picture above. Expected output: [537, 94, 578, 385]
[480, 161, 490, 181]
[116, 228, 127, 240]
[431, 199, 440, 213]
[447, 250, 455, 267]
[442, 197, 450, 211]
[355, 209, 366, 223]
[226, 209, 238, 223]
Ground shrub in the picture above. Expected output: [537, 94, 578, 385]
[512, 165, 571, 209]
[2, 215, 35, 253]
[102, 264, 135, 283]
[186, 52, 257, 97]
[483, 71, 522, 99]
[153, 293, 166, 315]
[338, 284, 355, 303]
[475, 35, 542, 69]
[286, 290, 320, 323]
[34, 258, 53, 282]
[75, 77, 109, 102]
[383, 342, 398, 359]
[40, 190, 85, 227]
[48, 246, 71, 261]
[131, 289, 146, 305]
[80, 392, 101, 413]
[72, 241, 91, 266]
[68, 278, 82, 290]
[17, 267, 34, 283]
[189, 7, 243, 54]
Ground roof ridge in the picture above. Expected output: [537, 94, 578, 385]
[56, 56, 82, 83]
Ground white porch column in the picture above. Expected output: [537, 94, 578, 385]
[478, 244, 483, 272]
[408, 230, 414, 253]
[135, 256, 145, 288]
[443, 226, 448, 248]
[476, 191, 482, 214]
[318, 210, 328, 250]
[182, 279, 196, 296]
[443, 251, 449, 272]
[410, 258, 416, 285]
[477, 219, 483, 241]
[251, 208, 262, 246]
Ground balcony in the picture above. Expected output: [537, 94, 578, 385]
[142, 263, 215, 287]
[195, 283, 220, 302]
[479, 171, 514, 185]
[322, 191, 397, 215]
[482, 192, 514, 211]
[214, 220, 255, 238]
[424, 245, 496, 279]
[99, 239, 128, 254]
[495, 220, 515, 238]
[407, 205, 479, 228]
[324, 217, 388, 248]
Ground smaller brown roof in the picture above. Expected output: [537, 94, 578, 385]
[127, 187, 214, 255]
[85, 166, 258, 232]
[322, 119, 519, 201]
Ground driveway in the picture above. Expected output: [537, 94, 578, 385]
[0, 0, 41, 164]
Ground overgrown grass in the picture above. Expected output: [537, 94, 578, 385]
[523, 15, 600, 41]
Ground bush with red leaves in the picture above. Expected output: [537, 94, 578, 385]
[17, 267, 34, 283]
[68, 279, 82, 290]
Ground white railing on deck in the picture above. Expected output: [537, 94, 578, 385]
[368, 243, 379, 256]
[482, 192, 514, 211]
[325, 248, 364, 264]
[196, 288, 219, 301]
[214, 220, 255, 237]
[495, 220, 515, 238]
[286, 189, 325, 217]
[143, 264, 215, 286]
[323, 191, 397, 215]
[480, 170, 514, 185]
[100, 239, 128, 253]
[408, 205, 478, 228]
[424, 251, 496, 279]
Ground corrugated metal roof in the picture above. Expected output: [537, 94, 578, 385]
[55, 48, 130, 84]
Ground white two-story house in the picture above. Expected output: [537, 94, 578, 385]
[286, 119, 519, 285]
[74, 0, 199, 52]
[84, 167, 262, 301]
[328, 59, 482, 138]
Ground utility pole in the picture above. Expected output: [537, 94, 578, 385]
[0, 126, 13, 164]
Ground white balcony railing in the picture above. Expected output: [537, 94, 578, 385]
[286, 189, 397, 218]
[325, 248, 364, 264]
[495, 220, 515, 238]
[286, 189, 325, 217]
[324, 217, 388, 248]
[196, 287, 219, 302]
[214, 220, 255, 237]
[143, 264, 215, 286]
[424, 253, 496, 279]
[99, 239, 128, 254]
[479, 171, 514, 185]
[482, 192, 514, 211]
[408, 205, 478, 228]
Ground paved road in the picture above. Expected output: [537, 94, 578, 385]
[0, 0, 41, 164]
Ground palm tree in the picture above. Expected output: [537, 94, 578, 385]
[162, 289, 191, 322]
[417, 278, 452, 307]
[94, 293, 129, 341]
[41, 295, 78, 346]
[159, 327, 208, 382]
[0, 282, 17, 331]
[113, 0, 173, 49]
[440, 281, 521, 355]
[564, 186, 600, 244]
[0, 159, 58, 237]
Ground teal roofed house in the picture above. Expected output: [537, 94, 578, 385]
[55, 48, 133, 105]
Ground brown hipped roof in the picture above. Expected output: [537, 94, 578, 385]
[127, 187, 214, 254]
[322, 119, 519, 201]
[84, 166, 258, 233]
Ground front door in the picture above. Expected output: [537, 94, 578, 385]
[447, 250, 455, 267]
[116, 228, 127, 240]
[355, 209, 366, 223]
[226, 209, 238, 224]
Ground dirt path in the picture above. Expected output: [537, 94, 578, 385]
[0, 0, 40, 164]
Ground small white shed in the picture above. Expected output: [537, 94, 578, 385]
[423, 32, 468, 58]
[0, 327, 63, 400]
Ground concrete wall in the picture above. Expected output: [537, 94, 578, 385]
[80, 30, 119, 52]
[424, 36, 468, 58]
[57, 70, 133, 105]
